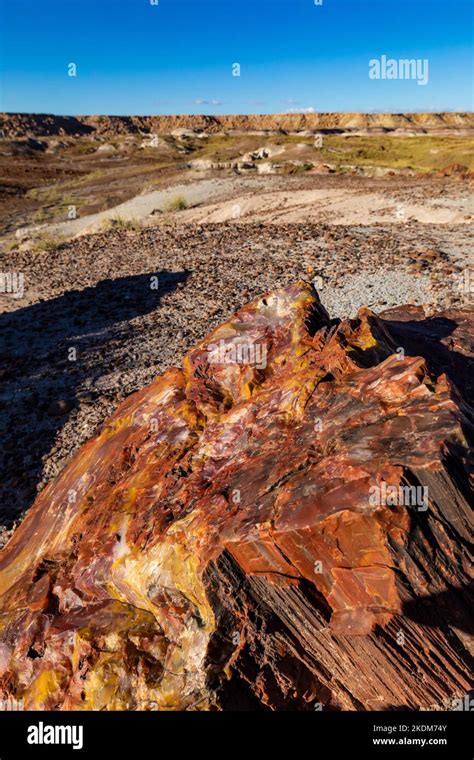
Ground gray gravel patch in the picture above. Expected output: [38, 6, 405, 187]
[319, 271, 431, 318]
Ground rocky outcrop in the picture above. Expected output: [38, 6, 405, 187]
[0, 283, 472, 710]
[1, 112, 473, 138]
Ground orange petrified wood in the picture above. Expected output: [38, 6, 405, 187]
[0, 283, 472, 710]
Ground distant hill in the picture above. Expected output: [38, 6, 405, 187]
[1, 112, 473, 138]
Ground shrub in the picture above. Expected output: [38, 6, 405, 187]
[164, 194, 188, 211]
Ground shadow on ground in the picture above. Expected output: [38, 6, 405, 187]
[0, 270, 189, 530]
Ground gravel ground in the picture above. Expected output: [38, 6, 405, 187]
[0, 219, 472, 544]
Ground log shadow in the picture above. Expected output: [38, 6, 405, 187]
[402, 585, 474, 637]
[0, 269, 189, 530]
[381, 313, 474, 408]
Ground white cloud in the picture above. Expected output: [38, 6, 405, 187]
[195, 98, 222, 106]
[287, 106, 316, 113]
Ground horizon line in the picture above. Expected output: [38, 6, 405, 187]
[2, 110, 472, 118]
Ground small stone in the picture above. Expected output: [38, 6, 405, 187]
[47, 399, 73, 417]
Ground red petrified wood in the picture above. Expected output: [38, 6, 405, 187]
[0, 283, 472, 710]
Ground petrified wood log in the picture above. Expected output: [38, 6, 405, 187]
[0, 283, 472, 710]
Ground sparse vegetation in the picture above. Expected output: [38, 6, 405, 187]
[3, 237, 20, 252]
[27, 188, 85, 224]
[101, 217, 142, 232]
[2, 121, 473, 245]
[66, 139, 101, 155]
[164, 194, 188, 211]
[27, 186, 67, 204]
[196, 134, 474, 173]
[32, 207, 52, 223]
[281, 161, 314, 175]
[29, 233, 63, 252]
[315, 135, 474, 173]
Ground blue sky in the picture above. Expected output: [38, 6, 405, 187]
[0, 0, 472, 114]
